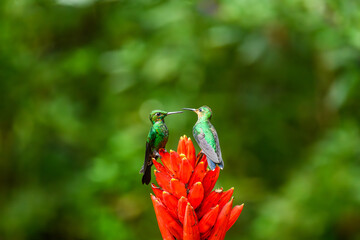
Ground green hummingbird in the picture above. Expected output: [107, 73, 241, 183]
[183, 106, 224, 170]
[140, 110, 183, 185]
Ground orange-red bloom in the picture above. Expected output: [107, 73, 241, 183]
[150, 136, 244, 240]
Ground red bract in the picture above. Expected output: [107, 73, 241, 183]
[151, 135, 244, 240]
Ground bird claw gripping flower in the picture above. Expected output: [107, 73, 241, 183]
[150, 136, 244, 240]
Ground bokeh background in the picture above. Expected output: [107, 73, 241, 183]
[1, 0, 360, 239]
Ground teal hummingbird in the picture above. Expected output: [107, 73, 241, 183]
[183, 106, 224, 170]
[140, 110, 183, 185]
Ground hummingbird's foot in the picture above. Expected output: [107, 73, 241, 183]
[153, 151, 161, 159]
[139, 165, 144, 174]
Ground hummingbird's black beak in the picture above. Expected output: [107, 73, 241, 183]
[167, 111, 183, 115]
[182, 108, 196, 112]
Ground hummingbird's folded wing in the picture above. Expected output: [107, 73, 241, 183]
[194, 131, 222, 164]
[140, 142, 151, 173]
[140, 130, 156, 174]
[140, 141, 154, 185]
[210, 124, 223, 165]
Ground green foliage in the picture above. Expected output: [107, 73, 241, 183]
[1, 0, 359, 239]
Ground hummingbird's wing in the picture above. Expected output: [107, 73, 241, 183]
[193, 126, 222, 164]
[209, 123, 222, 159]
[140, 129, 156, 185]
[140, 141, 152, 174]
[141, 141, 152, 184]
[209, 124, 224, 168]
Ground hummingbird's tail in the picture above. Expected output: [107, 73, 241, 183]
[207, 157, 224, 170]
[142, 166, 151, 185]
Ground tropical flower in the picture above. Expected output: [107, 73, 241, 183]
[150, 135, 244, 240]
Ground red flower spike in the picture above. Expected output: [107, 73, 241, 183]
[202, 166, 220, 197]
[195, 152, 204, 166]
[203, 157, 208, 170]
[179, 155, 193, 184]
[208, 198, 233, 240]
[226, 204, 244, 231]
[153, 159, 171, 176]
[151, 194, 183, 240]
[186, 137, 196, 168]
[218, 188, 234, 210]
[184, 203, 200, 240]
[177, 136, 187, 156]
[159, 223, 175, 240]
[152, 197, 175, 240]
[202, 188, 223, 203]
[188, 161, 207, 187]
[150, 136, 244, 239]
[154, 170, 172, 193]
[163, 191, 179, 219]
[170, 151, 181, 178]
[198, 205, 220, 234]
[178, 196, 189, 224]
[159, 149, 172, 172]
[151, 183, 163, 201]
[188, 182, 204, 209]
[201, 229, 212, 240]
[162, 191, 178, 209]
[196, 188, 223, 219]
[170, 178, 187, 199]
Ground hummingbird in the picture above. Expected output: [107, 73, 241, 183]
[140, 110, 183, 185]
[183, 106, 224, 170]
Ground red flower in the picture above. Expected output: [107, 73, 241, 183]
[150, 135, 244, 240]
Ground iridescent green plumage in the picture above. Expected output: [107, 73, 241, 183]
[140, 110, 182, 185]
[183, 106, 224, 170]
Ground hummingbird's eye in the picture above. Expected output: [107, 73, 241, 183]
[156, 112, 161, 116]
[199, 108, 203, 112]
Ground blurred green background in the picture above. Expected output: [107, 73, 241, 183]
[1, 0, 360, 239]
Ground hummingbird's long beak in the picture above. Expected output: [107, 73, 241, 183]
[167, 111, 183, 115]
[182, 108, 196, 112]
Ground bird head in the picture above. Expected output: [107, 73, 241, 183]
[183, 105, 212, 120]
[149, 110, 183, 123]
